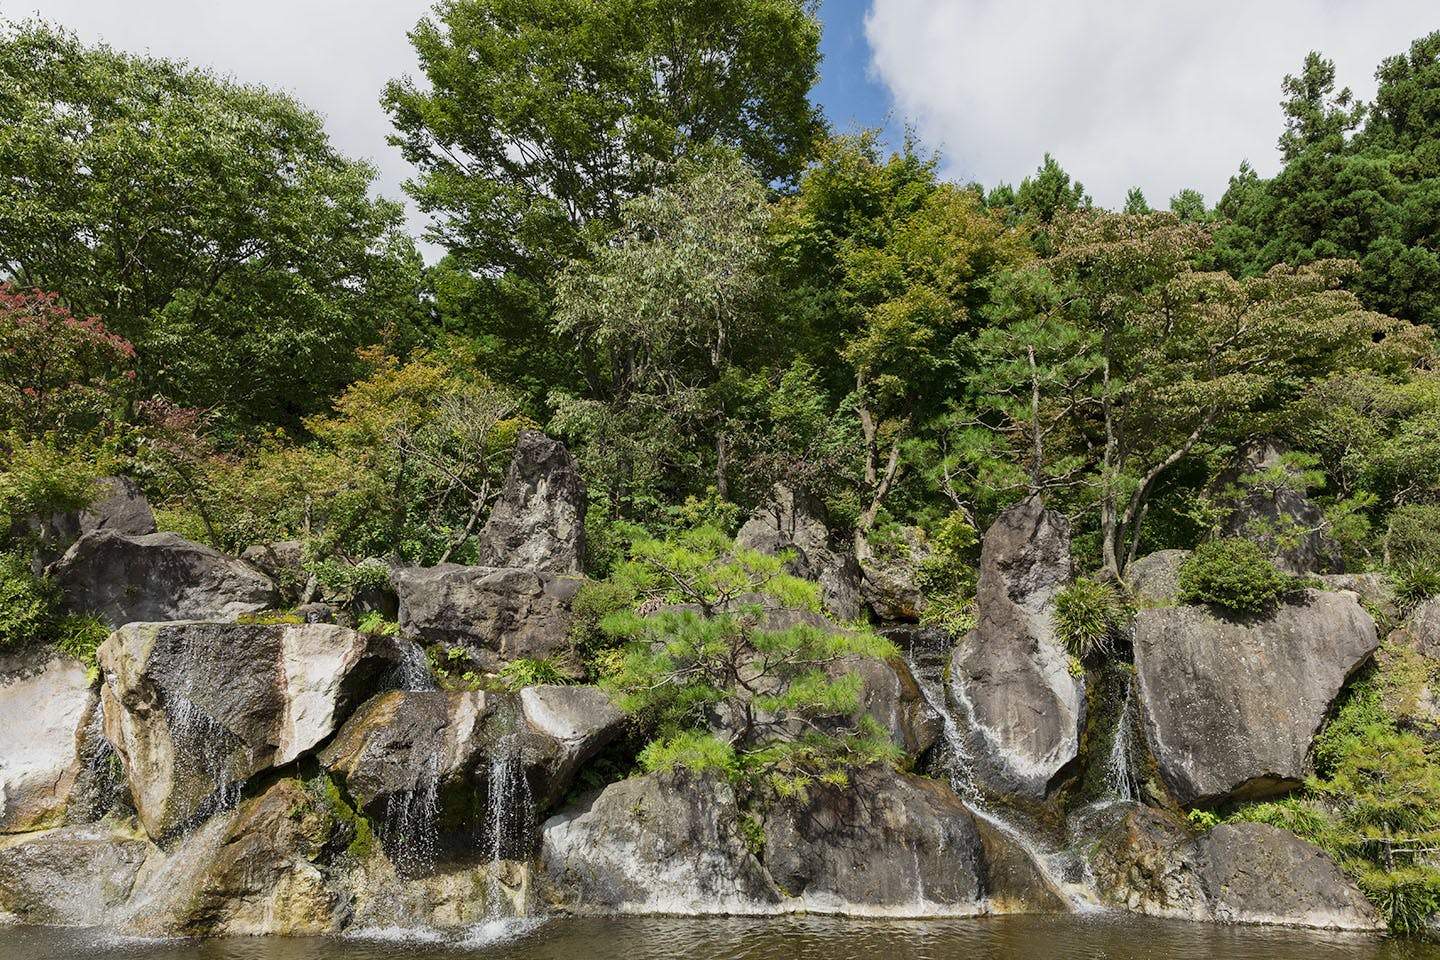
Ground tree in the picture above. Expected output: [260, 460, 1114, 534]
[384, 0, 823, 394]
[1278, 52, 1364, 162]
[0, 20, 417, 428]
[1014, 152, 1090, 224]
[1122, 187, 1151, 214]
[551, 153, 772, 510]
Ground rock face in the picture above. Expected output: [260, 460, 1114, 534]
[0, 654, 92, 833]
[54, 531, 278, 625]
[542, 769, 782, 914]
[0, 825, 151, 926]
[737, 484, 863, 622]
[1090, 808, 1381, 931]
[763, 769, 1030, 916]
[1219, 440, 1342, 575]
[31, 476, 157, 563]
[319, 684, 623, 864]
[1320, 573, 1399, 625]
[859, 528, 931, 622]
[97, 622, 404, 837]
[239, 540, 309, 602]
[392, 564, 582, 669]
[1125, 550, 1190, 607]
[948, 497, 1082, 801]
[476, 430, 587, 574]
[845, 656, 941, 757]
[1134, 591, 1378, 806]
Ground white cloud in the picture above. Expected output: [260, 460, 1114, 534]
[866, 0, 1439, 208]
[10, 0, 433, 239]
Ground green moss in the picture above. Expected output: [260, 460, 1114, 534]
[236, 609, 304, 626]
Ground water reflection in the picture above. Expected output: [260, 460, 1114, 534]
[2, 915, 1436, 960]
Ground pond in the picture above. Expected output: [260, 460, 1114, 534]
[4, 914, 1439, 960]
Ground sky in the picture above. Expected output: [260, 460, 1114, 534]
[7, 0, 1440, 231]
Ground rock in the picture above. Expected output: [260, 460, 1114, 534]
[540, 769, 781, 914]
[844, 656, 941, 757]
[1091, 808, 1381, 930]
[1134, 591, 1378, 806]
[320, 685, 623, 867]
[1126, 550, 1190, 606]
[30, 476, 157, 564]
[174, 778, 351, 936]
[98, 621, 404, 837]
[762, 768, 1002, 916]
[392, 564, 582, 670]
[0, 824, 150, 926]
[1219, 440, 1342, 575]
[0, 653, 92, 833]
[948, 497, 1083, 801]
[1380, 597, 1440, 742]
[1319, 573, 1399, 625]
[737, 484, 863, 622]
[240, 540, 309, 602]
[53, 530, 278, 626]
[476, 430, 587, 574]
[859, 527, 931, 622]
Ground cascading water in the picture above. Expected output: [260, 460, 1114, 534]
[1104, 682, 1141, 803]
[74, 707, 125, 821]
[484, 733, 534, 917]
[393, 639, 438, 692]
[379, 746, 441, 878]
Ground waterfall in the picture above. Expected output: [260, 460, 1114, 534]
[394, 640, 437, 692]
[484, 733, 534, 918]
[1104, 681, 1141, 803]
[75, 706, 125, 821]
[379, 746, 441, 878]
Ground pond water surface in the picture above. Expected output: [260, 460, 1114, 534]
[5, 915, 1440, 960]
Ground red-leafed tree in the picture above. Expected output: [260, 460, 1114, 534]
[0, 284, 137, 439]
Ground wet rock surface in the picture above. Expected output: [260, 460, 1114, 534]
[54, 530, 278, 625]
[948, 497, 1082, 801]
[97, 622, 404, 837]
[0, 824, 151, 926]
[1134, 591, 1378, 806]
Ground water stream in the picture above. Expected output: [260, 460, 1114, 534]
[1104, 681, 1140, 804]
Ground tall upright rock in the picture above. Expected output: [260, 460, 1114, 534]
[736, 484, 863, 622]
[947, 496, 1083, 801]
[476, 430, 586, 574]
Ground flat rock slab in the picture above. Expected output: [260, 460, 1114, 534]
[1134, 591, 1378, 806]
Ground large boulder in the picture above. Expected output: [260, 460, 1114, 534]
[319, 685, 623, 870]
[0, 653, 92, 833]
[737, 484, 863, 622]
[1125, 550, 1190, 607]
[392, 564, 582, 670]
[1134, 591, 1378, 806]
[1219, 440, 1342, 575]
[540, 769, 782, 914]
[97, 622, 405, 837]
[53, 530, 278, 626]
[858, 527, 931, 622]
[0, 824, 151, 926]
[28, 476, 157, 565]
[762, 768, 1062, 916]
[239, 540, 310, 603]
[1319, 573, 1398, 625]
[947, 497, 1082, 801]
[476, 430, 587, 574]
[1090, 808, 1381, 931]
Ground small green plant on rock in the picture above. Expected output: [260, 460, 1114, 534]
[498, 657, 570, 690]
[1177, 538, 1298, 615]
[1053, 576, 1132, 661]
[1392, 562, 1440, 617]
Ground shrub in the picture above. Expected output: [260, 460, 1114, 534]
[54, 615, 110, 679]
[1177, 538, 1295, 614]
[1053, 576, 1132, 660]
[0, 551, 56, 651]
[498, 657, 569, 690]
[637, 730, 739, 778]
[1392, 562, 1440, 616]
[1386, 503, 1440, 567]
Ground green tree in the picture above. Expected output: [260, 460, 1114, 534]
[1122, 187, 1151, 215]
[1278, 51, 1365, 162]
[1014, 152, 1090, 224]
[0, 20, 416, 428]
[384, 0, 822, 395]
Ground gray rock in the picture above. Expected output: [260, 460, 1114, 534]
[737, 484, 863, 622]
[1126, 550, 1191, 606]
[844, 656, 942, 757]
[0, 824, 151, 926]
[1090, 808, 1381, 930]
[54, 530, 278, 626]
[240, 540, 309, 602]
[1319, 573, 1398, 625]
[763, 768, 1036, 916]
[476, 430, 586, 574]
[1134, 591, 1378, 806]
[392, 564, 583, 670]
[98, 621, 404, 837]
[30, 476, 157, 564]
[1219, 440, 1342, 575]
[0, 654, 92, 833]
[859, 527, 931, 622]
[948, 497, 1083, 801]
[540, 769, 781, 914]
